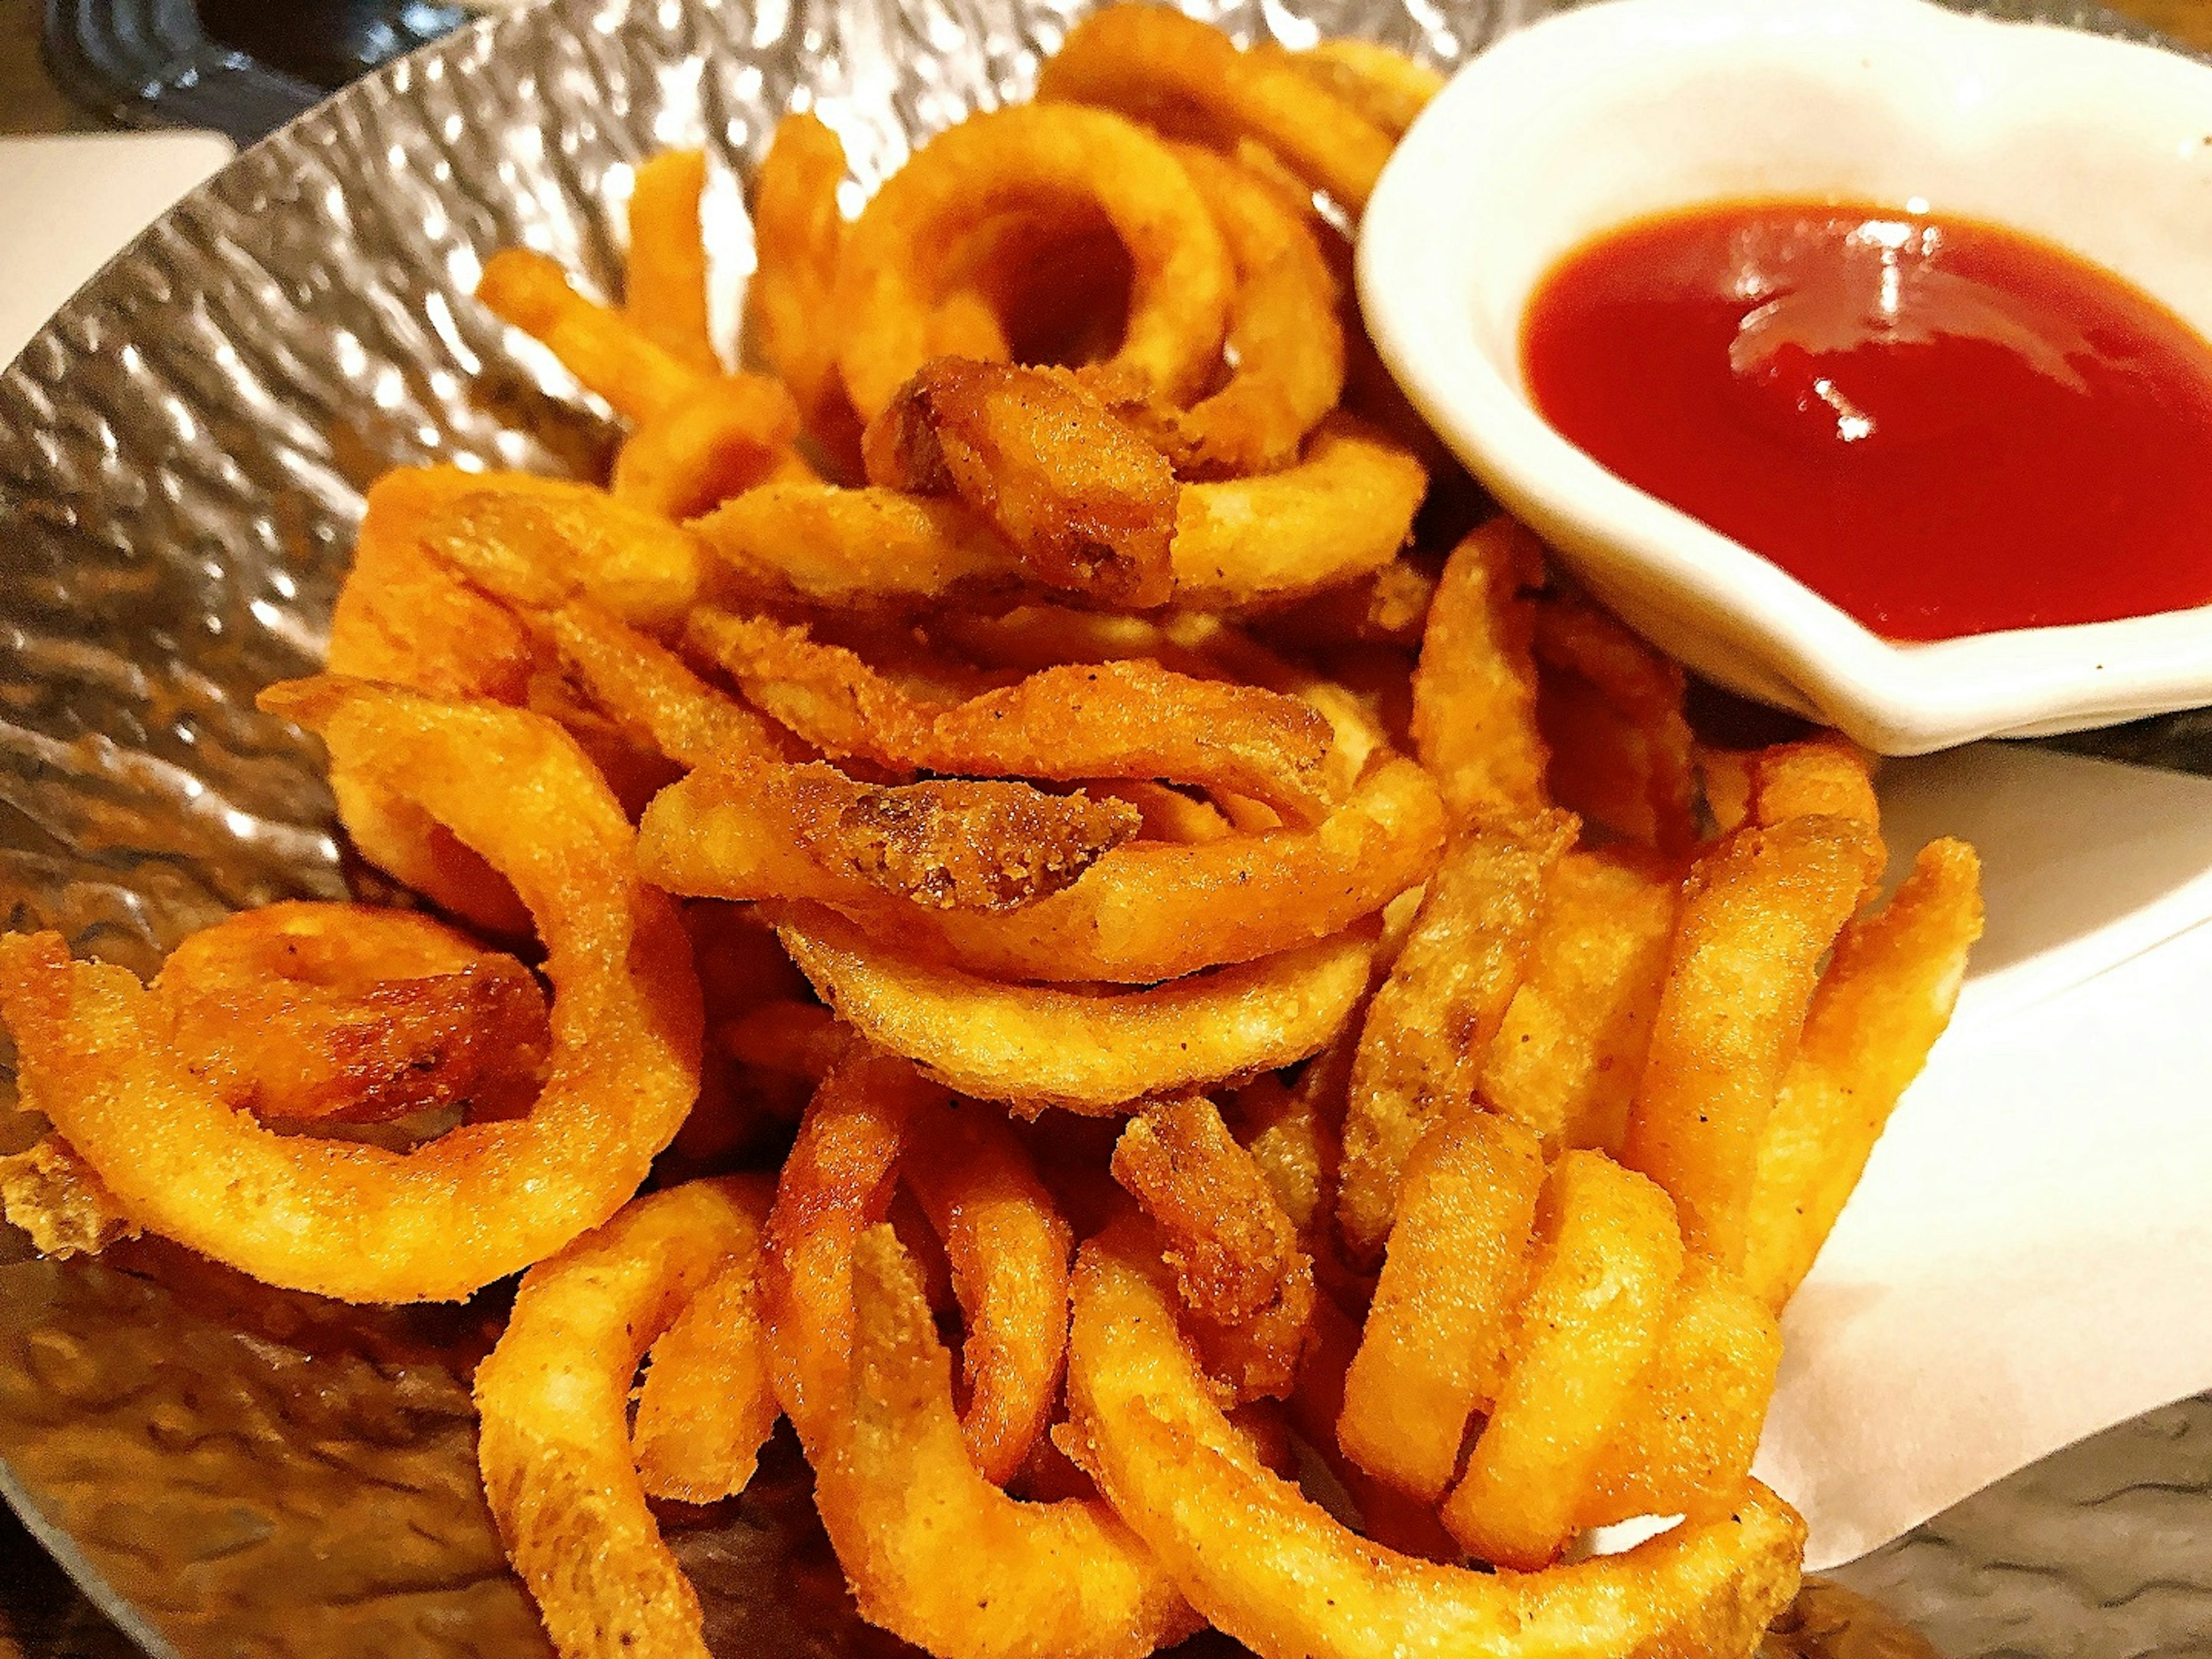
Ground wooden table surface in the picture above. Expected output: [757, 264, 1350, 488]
[1, 0, 2209, 1653]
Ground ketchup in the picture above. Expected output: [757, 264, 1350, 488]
[1520, 203, 2212, 641]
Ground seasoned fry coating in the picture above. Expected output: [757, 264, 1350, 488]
[324, 471, 581, 933]
[1112, 1093, 1315, 1399]
[1441, 1153, 1685, 1569]
[420, 485, 716, 633]
[765, 1047, 935, 1453]
[1113, 1094, 1299, 1328]
[1585, 1263, 1783, 1528]
[1230, 1070, 1338, 1249]
[1620, 815, 1883, 1269]
[1478, 847, 1679, 1154]
[835, 104, 1233, 421]
[815, 1226, 1198, 1659]
[1066, 1225, 1807, 1659]
[695, 418, 1426, 615]
[778, 904, 1378, 1113]
[1169, 415, 1425, 608]
[0, 1136, 138, 1257]
[535, 601, 790, 769]
[1752, 733, 1883, 840]
[865, 358, 1179, 608]
[1137, 147, 1344, 477]
[1338, 1107, 1544, 1502]
[789, 754, 1442, 986]
[328, 467, 575, 703]
[1039, 7, 1396, 212]
[0, 681, 700, 1302]
[1743, 839, 1983, 1307]
[688, 608, 1338, 821]
[152, 901, 551, 1124]
[327, 770, 533, 937]
[631, 1173, 780, 1503]
[641, 760, 1140, 912]
[691, 479, 1018, 608]
[1337, 813, 1573, 1262]
[623, 149, 719, 373]
[1410, 519, 1551, 825]
[904, 1097, 1075, 1484]
[476, 1179, 762, 1659]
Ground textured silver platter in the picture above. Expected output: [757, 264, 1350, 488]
[0, 0, 2207, 1653]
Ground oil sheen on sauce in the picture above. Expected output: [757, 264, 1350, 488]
[1520, 202, 2212, 641]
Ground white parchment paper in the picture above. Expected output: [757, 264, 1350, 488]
[1753, 744, 2212, 1569]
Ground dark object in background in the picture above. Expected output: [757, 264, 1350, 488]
[41, 0, 469, 143]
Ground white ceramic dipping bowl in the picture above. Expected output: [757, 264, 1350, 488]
[1358, 0, 2212, 754]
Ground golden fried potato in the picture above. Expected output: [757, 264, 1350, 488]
[690, 478, 1018, 608]
[746, 112, 861, 470]
[835, 104, 1233, 422]
[1584, 1262, 1782, 1529]
[624, 149, 719, 374]
[1066, 1223, 1807, 1659]
[631, 1173, 780, 1503]
[612, 374, 802, 520]
[1230, 1070, 1338, 1251]
[764, 1047, 936, 1453]
[533, 601, 790, 769]
[1441, 1153, 1685, 1569]
[718, 998, 847, 1082]
[688, 607, 1339, 822]
[1112, 1092, 1315, 1399]
[640, 761, 1141, 912]
[776, 904, 1377, 1113]
[3, 681, 700, 1302]
[1743, 839, 1983, 1307]
[1338, 1105, 1544, 1503]
[0, 1136, 138, 1257]
[1286, 1295, 1467, 1563]
[1169, 414, 1425, 608]
[815, 1226, 1198, 1658]
[1337, 813, 1574, 1262]
[1478, 847, 1679, 1154]
[1137, 146, 1344, 478]
[931, 203, 1134, 371]
[1751, 733, 1883, 842]
[657, 752, 1442, 987]
[151, 901, 551, 1124]
[478, 247, 703, 423]
[419, 484, 716, 634]
[1620, 815, 1881, 1269]
[865, 357, 1179, 608]
[1039, 7, 1396, 212]
[903, 1097, 1075, 1485]
[1533, 587, 1698, 856]
[696, 414, 1425, 615]
[476, 1179, 764, 1659]
[1410, 518, 1551, 825]
[1264, 39, 1444, 138]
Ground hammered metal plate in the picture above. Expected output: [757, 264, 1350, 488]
[1, 0, 2208, 1653]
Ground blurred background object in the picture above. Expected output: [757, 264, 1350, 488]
[17, 0, 2211, 145]
[33, 0, 522, 141]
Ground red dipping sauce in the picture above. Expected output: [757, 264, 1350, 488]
[1520, 203, 2212, 641]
